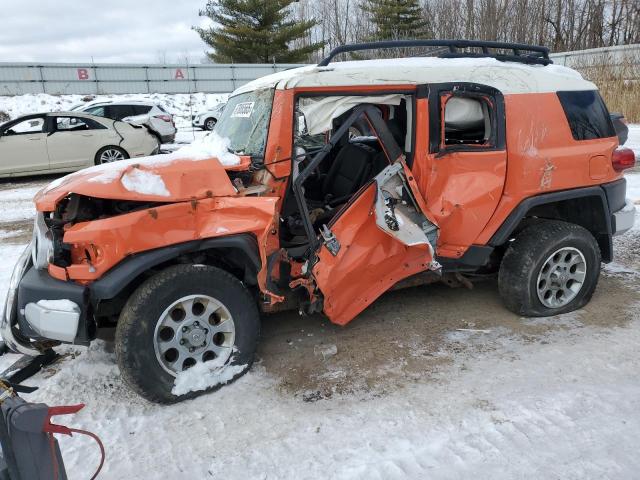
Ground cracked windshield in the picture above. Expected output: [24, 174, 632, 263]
[214, 88, 274, 157]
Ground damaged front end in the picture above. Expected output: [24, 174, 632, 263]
[2, 156, 283, 356]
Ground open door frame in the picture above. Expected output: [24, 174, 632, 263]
[292, 104, 404, 252]
[291, 104, 439, 325]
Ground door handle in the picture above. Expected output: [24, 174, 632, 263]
[28, 138, 40, 141]
[81, 134, 93, 137]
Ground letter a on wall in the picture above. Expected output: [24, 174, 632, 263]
[175, 69, 185, 80]
[77, 68, 90, 80]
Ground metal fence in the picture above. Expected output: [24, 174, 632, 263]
[0, 63, 305, 96]
[550, 44, 640, 68]
[1, 44, 638, 96]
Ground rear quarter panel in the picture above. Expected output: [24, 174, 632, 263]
[475, 92, 620, 245]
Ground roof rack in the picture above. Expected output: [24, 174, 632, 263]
[318, 39, 552, 67]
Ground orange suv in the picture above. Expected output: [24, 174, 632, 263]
[2, 40, 635, 403]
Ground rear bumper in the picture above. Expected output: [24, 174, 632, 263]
[612, 198, 635, 236]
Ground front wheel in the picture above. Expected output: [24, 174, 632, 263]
[115, 264, 260, 404]
[498, 220, 601, 317]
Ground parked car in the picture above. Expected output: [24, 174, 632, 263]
[0, 112, 159, 178]
[71, 100, 177, 144]
[3, 40, 636, 404]
[192, 102, 226, 131]
[610, 112, 629, 145]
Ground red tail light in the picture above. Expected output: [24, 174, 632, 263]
[612, 147, 636, 172]
[154, 114, 172, 123]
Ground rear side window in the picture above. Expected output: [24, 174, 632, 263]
[557, 91, 615, 141]
[106, 105, 136, 120]
[132, 105, 152, 115]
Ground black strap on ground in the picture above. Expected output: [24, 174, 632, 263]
[0, 349, 59, 387]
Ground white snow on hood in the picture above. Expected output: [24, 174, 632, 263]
[121, 169, 170, 197]
[175, 130, 241, 165]
[44, 131, 241, 194]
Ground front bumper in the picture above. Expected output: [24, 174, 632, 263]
[2, 249, 89, 356]
[612, 198, 635, 236]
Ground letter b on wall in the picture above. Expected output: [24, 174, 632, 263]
[77, 68, 90, 80]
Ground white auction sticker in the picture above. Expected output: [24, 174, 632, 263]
[231, 102, 255, 118]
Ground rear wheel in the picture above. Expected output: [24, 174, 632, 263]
[115, 264, 260, 404]
[498, 220, 601, 317]
[95, 146, 128, 165]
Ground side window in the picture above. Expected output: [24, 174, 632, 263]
[3, 117, 45, 135]
[55, 117, 104, 131]
[442, 95, 492, 147]
[557, 90, 615, 141]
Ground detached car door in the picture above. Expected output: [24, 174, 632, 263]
[0, 116, 49, 175]
[296, 105, 439, 326]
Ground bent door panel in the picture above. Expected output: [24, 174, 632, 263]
[0, 117, 48, 174]
[312, 164, 436, 325]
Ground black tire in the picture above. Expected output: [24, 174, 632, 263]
[115, 264, 260, 404]
[152, 133, 163, 151]
[94, 146, 129, 165]
[204, 117, 217, 131]
[498, 220, 601, 317]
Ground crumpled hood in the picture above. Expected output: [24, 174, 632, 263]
[34, 154, 247, 211]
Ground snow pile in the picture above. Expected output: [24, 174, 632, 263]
[0, 92, 227, 131]
[121, 169, 170, 197]
[36, 299, 79, 312]
[174, 131, 241, 165]
[172, 361, 247, 396]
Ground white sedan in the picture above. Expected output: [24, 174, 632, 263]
[192, 102, 226, 131]
[0, 112, 159, 178]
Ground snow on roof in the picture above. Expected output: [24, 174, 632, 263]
[234, 57, 595, 96]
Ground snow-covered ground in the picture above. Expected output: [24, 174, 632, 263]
[0, 104, 639, 478]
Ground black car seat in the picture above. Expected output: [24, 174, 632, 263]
[319, 141, 376, 206]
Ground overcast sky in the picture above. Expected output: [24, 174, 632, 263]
[0, 0, 213, 64]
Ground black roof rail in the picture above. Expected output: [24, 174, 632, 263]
[318, 39, 552, 67]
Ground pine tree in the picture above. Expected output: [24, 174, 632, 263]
[195, 0, 325, 63]
[362, 0, 429, 41]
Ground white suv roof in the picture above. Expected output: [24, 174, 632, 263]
[235, 57, 596, 96]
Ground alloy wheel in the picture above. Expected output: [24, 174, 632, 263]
[153, 294, 236, 376]
[536, 247, 587, 308]
[100, 148, 125, 163]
